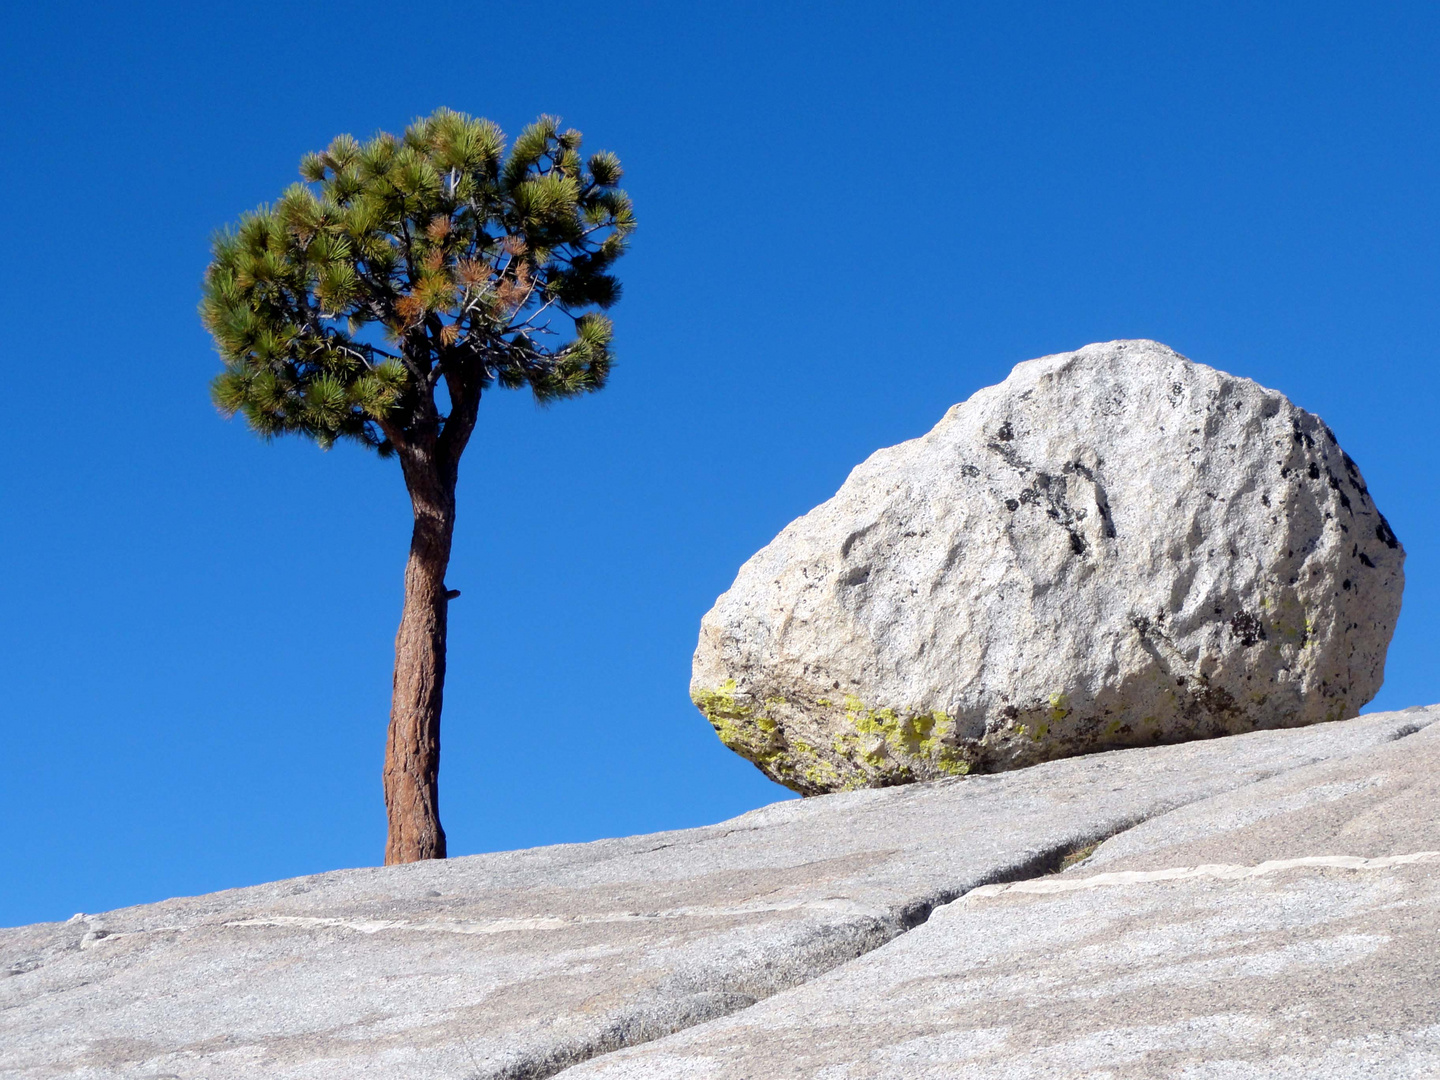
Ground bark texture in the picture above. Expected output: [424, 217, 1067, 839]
[383, 442, 457, 864]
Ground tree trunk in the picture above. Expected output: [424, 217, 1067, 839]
[383, 445, 456, 864]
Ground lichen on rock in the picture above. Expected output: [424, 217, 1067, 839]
[691, 340, 1405, 794]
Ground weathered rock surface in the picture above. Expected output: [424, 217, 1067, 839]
[2, 709, 1432, 1079]
[692, 340, 1405, 793]
[565, 708, 1440, 1080]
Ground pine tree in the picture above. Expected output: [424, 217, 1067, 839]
[202, 109, 634, 863]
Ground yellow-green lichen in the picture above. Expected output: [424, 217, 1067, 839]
[933, 752, 971, 776]
[691, 679, 755, 752]
[695, 681, 982, 793]
[834, 696, 975, 781]
[692, 681, 832, 793]
[803, 758, 840, 787]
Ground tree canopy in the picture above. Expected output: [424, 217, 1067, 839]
[202, 109, 635, 458]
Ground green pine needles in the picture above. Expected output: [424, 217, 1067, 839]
[202, 109, 635, 453]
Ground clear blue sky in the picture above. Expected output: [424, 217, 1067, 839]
[2, 1, 1437, 928]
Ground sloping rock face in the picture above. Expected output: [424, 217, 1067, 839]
[1, 709, 1432, 1080]
[565, 709, 1440, 1080]
[691, 340, 1404, 793]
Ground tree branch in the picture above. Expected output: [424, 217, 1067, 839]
[436, 356, 482, 478]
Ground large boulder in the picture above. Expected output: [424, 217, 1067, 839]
[691, 340, 1404, 794]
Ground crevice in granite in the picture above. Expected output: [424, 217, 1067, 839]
[485, 821, 1190, 1080]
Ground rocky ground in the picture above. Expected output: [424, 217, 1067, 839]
[3, 705, 1437, 1079]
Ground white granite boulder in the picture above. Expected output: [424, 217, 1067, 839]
[691, 340, 1404, 793]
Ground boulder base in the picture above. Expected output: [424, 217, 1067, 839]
[691, 340, 1404, 793]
